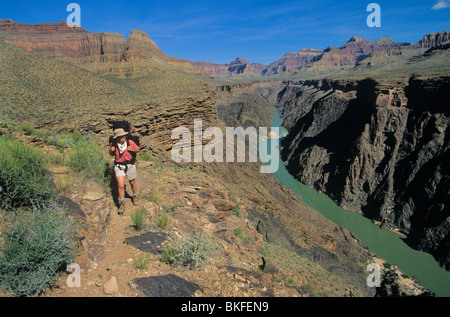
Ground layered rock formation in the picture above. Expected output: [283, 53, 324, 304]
[191, 57, 266, 78]
[190, 31, 450, 78]
[0, 39, 217, 152]
[263, 48, 323, 76]
[413, 31, 450, 48]
[302, 36, 411, 73]
[0, 19, 201, 77]
[277, 76, 450, 270]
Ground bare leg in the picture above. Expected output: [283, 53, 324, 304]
[117, 176, 126, 201]
[130, 179, 137, 196]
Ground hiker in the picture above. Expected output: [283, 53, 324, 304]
[109, 128, 140, 215]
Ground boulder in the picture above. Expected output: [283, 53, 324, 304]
[211, 199, 237, 211]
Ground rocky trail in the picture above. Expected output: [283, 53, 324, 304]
[43, 156, 310, 298]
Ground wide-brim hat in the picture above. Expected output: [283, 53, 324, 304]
[113, 128, 129, 139]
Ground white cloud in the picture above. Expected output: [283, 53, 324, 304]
[432, 0, 450, 10]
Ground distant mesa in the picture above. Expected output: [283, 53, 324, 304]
[192, 32, 450, 78]
[0, 20, 449, 79]
[0, 19, 201, 77]
[413, 31, 450, 48]
[191, 57, 267, 78]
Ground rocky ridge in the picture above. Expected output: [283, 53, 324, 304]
[0, 39, 217, 152]
[276, 76, 450, 270]
[190, 31, 450, 78]
[263, 48, 324, 76]
[191, 57, 267, 79]
[0, 19, 201, 77]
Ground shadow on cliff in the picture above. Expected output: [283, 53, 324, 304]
[280, 78, 379, 203]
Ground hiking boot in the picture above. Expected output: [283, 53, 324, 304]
[118, 202, 125, 215]
[132, 194, 139, 206]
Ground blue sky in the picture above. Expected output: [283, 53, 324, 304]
[1, 0, 450, 64]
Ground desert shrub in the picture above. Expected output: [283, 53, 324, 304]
[46, 152, 65, 165]
[137, 152, 156, 162]
[0, 207, 76, 297]
[157, 212, 169, 229]
[232, 205, 243, 217]
[67, 138, 109, 184]
[160, 233, 216, 270]
[20, 122, 34, 135]
[233, 228, 253, 244]
[0, 137, 54, 211]
[131, 209, 146, 231]
[148, 186, 164, 206]
[49, 129, 84, 150]
[135, 254, 151, 270]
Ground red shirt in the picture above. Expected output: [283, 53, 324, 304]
[111, 139, 139, 163]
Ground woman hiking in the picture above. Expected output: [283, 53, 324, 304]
[109, 128, 140, 215]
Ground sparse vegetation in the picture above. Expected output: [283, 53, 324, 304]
[20, 122, 34, 135]
[67, 137, 109, 185]
[54, 176, 73, 194]
[0, 134, 77, 297]
[0, 41, 153, 126]
[157, 212, 169, 229]
[0, 137, 54, 211]
[137, 152, 157, 162]
[135, 254, 151, 270]
[130, 209, 146, 231]
[160, 233, 217, 270]
[164, 202, 179, 215]
[46, 152, 66, 165]
[233, 228, 253, 244]
[0, 207, 76, 297]
[147, 185, 164, 206]
[232, 205, 243, 217]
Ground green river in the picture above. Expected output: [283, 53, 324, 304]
[259, 109, 450, 297]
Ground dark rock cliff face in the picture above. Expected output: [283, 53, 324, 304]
[278, 76, 450, 270]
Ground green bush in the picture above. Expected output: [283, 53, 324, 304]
[49, 130, 84, 150]
[160, 233, 216, 270]
[0, 207, 76, 297]
[135, 254, 151, 270]
[131, 209, 146, 231]
[20, 123, 34, 135]
[232, 205, 243, 218]
[157, 212, 169, 229]
[233, 228, 253, 244]
[0, 137, 54, 211]
[67, 138, 109, 184]
[148, 186, 164, 206]
[137, 152, 156, 162]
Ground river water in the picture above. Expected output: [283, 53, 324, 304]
[259, 109, 450, 297]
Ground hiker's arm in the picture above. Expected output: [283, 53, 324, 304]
[128, 145, 140, 153]
[128, 141, 140, 153]
[109, 145, 116, 156]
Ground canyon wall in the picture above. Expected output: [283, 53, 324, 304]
[0, 19, 201, 77]
[277, 76, 450, 270]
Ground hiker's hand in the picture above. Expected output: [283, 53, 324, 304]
[110, 146, 116, 152]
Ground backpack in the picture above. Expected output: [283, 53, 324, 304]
[109, 121, 140, 163]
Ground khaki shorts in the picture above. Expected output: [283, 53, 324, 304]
[114, 164, 137, 181]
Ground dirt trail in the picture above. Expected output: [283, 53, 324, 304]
[46, 167, 167, 297]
